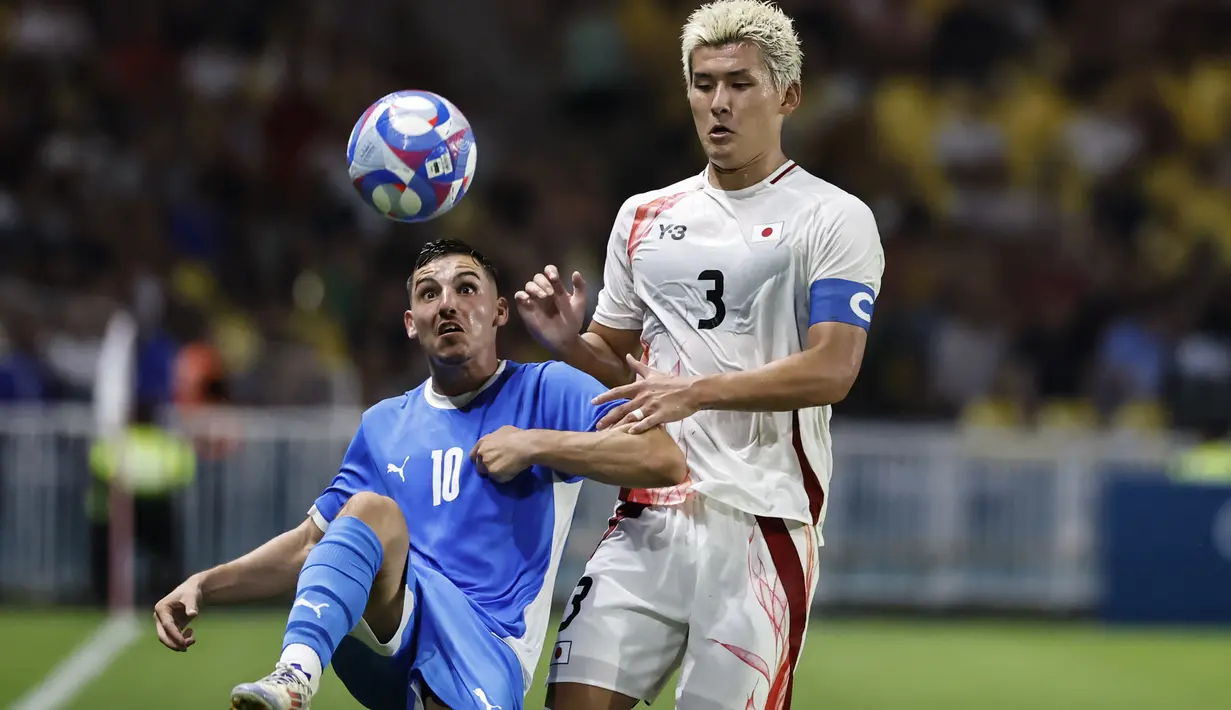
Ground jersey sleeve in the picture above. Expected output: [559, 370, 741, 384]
[539, 361, 628, 483]
[804, 194, 885, 331]
[308, 419, 386, 531]
[592, 198, 645, 331]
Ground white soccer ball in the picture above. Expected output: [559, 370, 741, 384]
[346, 90, 478, 223]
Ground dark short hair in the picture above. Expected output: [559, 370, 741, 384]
[407, 239, 501, 297]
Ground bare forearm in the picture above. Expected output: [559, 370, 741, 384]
[560, 332, 635, 388]
[197, 521, 321, 605]
[525, 427, 685, 488]
[691, 349, 858, 412]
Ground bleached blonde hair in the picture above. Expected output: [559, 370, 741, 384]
[680, 0, 803, 94]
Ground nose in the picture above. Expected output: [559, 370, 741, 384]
[710, 84, 732, 116]
[438, 288, 458, 314]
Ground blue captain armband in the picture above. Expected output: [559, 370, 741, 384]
[808, 278, 876, 329]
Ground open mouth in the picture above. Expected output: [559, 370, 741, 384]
[437, 322, 464, 336]
[709, 126, 732, 137]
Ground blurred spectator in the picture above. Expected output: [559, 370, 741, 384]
[1092, 300, 1181, 413]
[88, 399, 196, 606]
[0, 314, 55, 401]
[926, 250, 1009, 414]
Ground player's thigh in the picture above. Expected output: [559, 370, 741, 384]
[334, 575, 418, 709]
[548, 504, 692, 707]
[546, 683, 639, 710]
[332, 636, 412, 710]
[413, 564, 526, 710]
[675, 512, 822, 710]
[337, 560, 524, 710]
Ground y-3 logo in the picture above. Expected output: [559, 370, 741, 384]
[658, 224, 687, 240]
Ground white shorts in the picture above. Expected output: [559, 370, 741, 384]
[547, 495, 822, 709]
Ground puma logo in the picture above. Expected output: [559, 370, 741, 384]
[387, 456, 409, 482]
[293, 598, 330, 619]
[473, 688, 502, 710]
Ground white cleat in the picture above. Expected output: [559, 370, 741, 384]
[229, 662, 314, 710]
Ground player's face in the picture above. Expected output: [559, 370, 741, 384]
[687, 43, 799, 170]
[405, 255, 508, 365]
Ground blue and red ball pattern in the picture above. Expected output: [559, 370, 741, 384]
[347, 90, 478, 223]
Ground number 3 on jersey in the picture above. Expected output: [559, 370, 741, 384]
[558, 575, 593, 631]
[698, 269, 726, 329]
[431, 447, 463, 506]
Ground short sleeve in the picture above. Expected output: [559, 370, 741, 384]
[308, 420, 386, 531]
[592, 198, 646, 331]
[538, 362, 628, 483]
[804, 195, 885, 330]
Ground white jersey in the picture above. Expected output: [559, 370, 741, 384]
[592, 160, 884, 526]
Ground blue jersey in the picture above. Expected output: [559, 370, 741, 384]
[309, 360, 621, 680]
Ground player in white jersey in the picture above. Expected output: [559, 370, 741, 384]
[516, 2, 884, 708]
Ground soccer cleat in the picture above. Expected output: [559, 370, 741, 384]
[229, 662, 314, 710]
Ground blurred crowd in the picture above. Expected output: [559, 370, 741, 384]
[1, 0, 1230, 433]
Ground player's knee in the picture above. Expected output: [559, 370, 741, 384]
[337, 492, 408, 551]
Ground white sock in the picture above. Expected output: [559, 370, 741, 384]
[278, 643, 323, 694]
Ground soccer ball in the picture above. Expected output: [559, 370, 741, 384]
[346, 90, 478, 223]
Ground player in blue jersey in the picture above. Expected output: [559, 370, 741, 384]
[151, 239, 687, 710]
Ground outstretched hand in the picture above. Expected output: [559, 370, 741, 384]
[593, 355, 702, 434]
[514, 265, 588, 352]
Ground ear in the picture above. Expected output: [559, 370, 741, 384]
[405, 310, 418, 340]
[780, 81, 801, 116]
[494, 296, 509, 327]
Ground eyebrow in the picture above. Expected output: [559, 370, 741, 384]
[413, 268, 482, 289]
[693, 68, 755, 81]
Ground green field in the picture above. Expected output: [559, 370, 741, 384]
[2, 610, 1229, 709]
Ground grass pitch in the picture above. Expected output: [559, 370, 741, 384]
[1, 609, 1227, 709]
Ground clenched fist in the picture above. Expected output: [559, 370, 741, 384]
[470, 425, 537, 482]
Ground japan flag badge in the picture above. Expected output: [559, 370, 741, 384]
[751, 222, 784, 242]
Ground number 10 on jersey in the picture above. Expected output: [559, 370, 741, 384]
[431, 447, 463, 506]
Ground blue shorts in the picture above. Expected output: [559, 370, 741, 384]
[330, 558, 524, 710]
